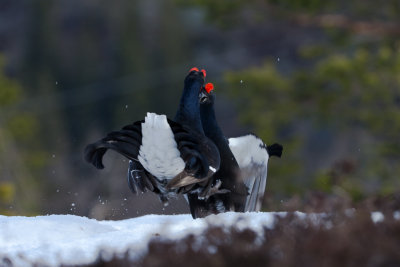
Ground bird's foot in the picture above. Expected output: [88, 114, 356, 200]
[198, 180, 230, 200]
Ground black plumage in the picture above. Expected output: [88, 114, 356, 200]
[193, 85, 283, 215]
[184, 90, 248, 218]
[84, 69, 220, 204]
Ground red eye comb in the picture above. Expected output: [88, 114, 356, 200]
[205, 83, 214, 93]
[201, 69, 206, 77]
[189, 67, 199, 72]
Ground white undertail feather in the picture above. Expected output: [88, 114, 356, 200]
[138, 113, 185, 180]
[228, 135, 269, 167]
[228, 134, 269, 212]
[257, 166, 268, 211]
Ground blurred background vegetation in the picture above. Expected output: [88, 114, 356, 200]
[0, 0, 399, 218]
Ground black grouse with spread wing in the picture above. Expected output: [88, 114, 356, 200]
[84, 69, 221, 204]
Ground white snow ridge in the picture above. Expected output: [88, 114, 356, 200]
[0, 212, 279, 267]
[0, 211, 395, 266]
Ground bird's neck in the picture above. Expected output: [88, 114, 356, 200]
[200, 104, 235, 160]
[200, 103, 244, 202]
[174, 83, 204, 134]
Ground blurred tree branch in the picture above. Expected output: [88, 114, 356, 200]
[293, 14, 400, 36]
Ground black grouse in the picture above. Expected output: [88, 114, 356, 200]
[84, 68, 221, 204]
[196, 82, 283, 214]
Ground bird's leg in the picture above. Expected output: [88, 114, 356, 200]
[198, 179, 230, 200]
[158, 194, 169, 206]
[127, 160, 147, 194]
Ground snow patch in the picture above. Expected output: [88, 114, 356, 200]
[0, 212, 281, 267]
[371, 211, 384, 223]
[0, 210, 389, 267]
[393, 211, 400, 220]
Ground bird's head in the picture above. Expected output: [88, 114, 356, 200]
[199, 82, 215, 105]
[185, 67, 215, 105]
[184, 67, 206, 92]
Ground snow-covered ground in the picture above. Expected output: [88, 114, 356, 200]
[0, 212, 285, 267]
[1, 211, 397, 267]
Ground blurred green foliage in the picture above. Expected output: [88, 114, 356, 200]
[0, 182, 15, 203]
[225, 45, 400, 200]
[0, 182, 15, 216]
[0, 56, 43, 214]
[0, 0, 195, 216]
[179, 0, 400, 22]
[1, 0, 399, 216]
[179, 0, 400, 202]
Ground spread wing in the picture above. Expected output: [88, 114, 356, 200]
[84, 121, 143, 169]
[85, 112, 218, 201]
[84, 113, 201, 181]
[228, 134, 269, 212]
